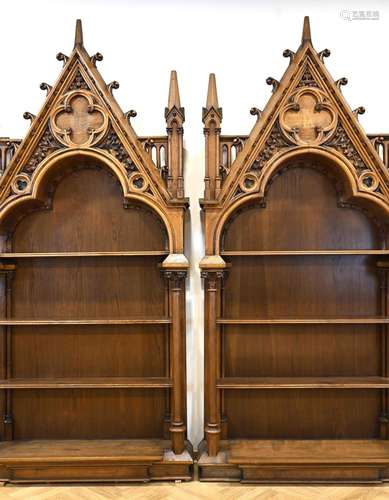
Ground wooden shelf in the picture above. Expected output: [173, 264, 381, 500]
[198, 439, 389, 482]
[0, 377, 173, 389]
[0, 251, 168, 258]
[225, 439, 389, 464]
[217, 317, 389, 325]
[0, 318, 171, 325]
[0, 439, 193, 483]
[217, 376, 389, 389]
[221, 250, 389, 256]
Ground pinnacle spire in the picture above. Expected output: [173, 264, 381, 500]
[206, 73, 219, 109]
[168, 70, 181, 109]
[302, 16, 312, 45]
[74, 19, 84, 48]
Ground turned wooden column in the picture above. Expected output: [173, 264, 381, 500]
[162, 269, 187, 455]
[200, 256, 228, 457]
[0, 264, 15, 441]
[378, 262, 389, 438]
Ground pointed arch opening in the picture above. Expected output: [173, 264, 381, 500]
[217, 147, 389, 253]
[0, 149, 173, 252]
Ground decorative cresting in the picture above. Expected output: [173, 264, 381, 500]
[280, 87, 337, 145]
[50, 90, 108, 148]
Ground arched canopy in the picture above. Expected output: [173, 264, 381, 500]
[0, 148, 175, 251]
[215, 147, 389, 253]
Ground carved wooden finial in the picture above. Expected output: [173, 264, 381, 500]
[74, 19, 84, 48]
[168, 70, 181, 109]
[353, 106, 366, 120]
[56, 52, 69, 66]
[335, 77, 348, 90]
[108, 81, 120, 95]
[206, 73, 219, 110]
[40, 82, 52, 96]
[302, 16, 312, 45]
[23, 112, 36, 125]
[125, 110, 137, 124]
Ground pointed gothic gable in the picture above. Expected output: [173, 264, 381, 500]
[203, 17, 389, 220]
[0, 20, 187, 225]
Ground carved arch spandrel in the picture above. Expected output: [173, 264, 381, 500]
[212, 148, 389, 255]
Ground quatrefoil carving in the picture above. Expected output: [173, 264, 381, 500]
[280, 88, 337, 146]
[51, 90, 108, 147]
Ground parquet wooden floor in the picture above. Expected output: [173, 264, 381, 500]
[1, 482, 389, 499]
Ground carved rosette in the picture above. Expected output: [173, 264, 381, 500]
[128, 172, 149, 193]
[280, 88, 337, 146]
[11, 173, 31, 195]
[50, 90, 108, 148]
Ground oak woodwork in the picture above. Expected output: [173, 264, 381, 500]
[0, 20, 191, 483]
[199, 16, 389, 483]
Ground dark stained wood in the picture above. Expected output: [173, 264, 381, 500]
[0, 251, 169, 257]
[222, 168, 382, 252]
[0, 20, 191, 482]
[217, 377, 389, 389]
[199, 16, 389, 483]
[0, 378, 172, 388]
[0, 439, 193, 483]
[224, 389, 381, 439]
[218, 318, 389, 324]
[0, 319, 171, 325]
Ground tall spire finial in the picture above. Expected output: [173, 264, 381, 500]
[168, 70, 181, 109]
[206, 73, 219, 109]
[302, 16, 312, 44]
[74, 19, 84, 48]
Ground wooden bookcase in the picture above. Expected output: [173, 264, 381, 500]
[0, 21, 192, 483]
[198, 17, 389, 483]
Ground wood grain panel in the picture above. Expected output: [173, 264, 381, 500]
[223, 255, 380, 318]
[12, 257, 165, 319]
[223, 325, 380, 377]
[224, 389, 381, 439]
[12, 168, 167, 252]
[12, 325, 166, 378]
[222, 167, 382, 251]
[13, 389, 166, 440]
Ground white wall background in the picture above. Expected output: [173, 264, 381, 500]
[0, 0, 387, 448]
